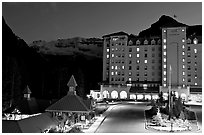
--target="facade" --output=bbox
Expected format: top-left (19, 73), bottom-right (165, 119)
top-left (101, 26), bottom-right (202, 101)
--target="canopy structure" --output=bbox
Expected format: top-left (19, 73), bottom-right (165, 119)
top-left (45, 93), bottom-right (91, 113)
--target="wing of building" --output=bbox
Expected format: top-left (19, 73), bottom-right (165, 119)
top-left (100, 18), bottom-right (202, 101)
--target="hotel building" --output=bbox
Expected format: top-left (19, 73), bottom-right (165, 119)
top-left (100, 26), bottom-right (201, 101)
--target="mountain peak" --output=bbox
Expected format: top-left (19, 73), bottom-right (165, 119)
top-left (138, 15), bottom-right (188, 37)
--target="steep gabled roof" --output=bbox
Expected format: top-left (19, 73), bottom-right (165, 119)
top-left (67, 75), bottom-right (78, 87)
top-left (102, 31), bottom-right (129, 38)
top-left (23, 85), bottom-right (32, 94)
top-left (45, 94), bottom-right (91, 113)
top-left (4, 98), bottom-right (52, 115)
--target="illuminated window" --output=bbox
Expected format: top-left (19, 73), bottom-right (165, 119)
top-left (193, 38), bottom-right (198, 44)
top-left (107, 55), bottom-right (109, 58)
top-left (164, 71), bottom-right (166, 75)
top-left (122, 66), bottom-right (125, 69)
top-left (163, 39), bottom-right (166, 43)
top-left (163, 77), bottom-right (166, 81)
top-left (183, 84), bottom-right (185, 87)
top-left (182, 45), bottom-right (185, 49)
top-left (182, 78), bottom-right (185, 82)
top-left (111, 72), bottom-right (114, 75)
top-left (182, 29), bottom-right (185, 32)
top-left (112, 54), bottom-right (114, 57)
top-left (182, 51), bottom-right (185, 55)
top-left (163, 51), bottom-right (166, 55)
top-left (137, 54), bottom-right (140, 57)
top-left (182, 72), bottom-right (185, 75)
top-left (137, 48), bottom-right (140, 52)
top-left (163, 45), bottom-right (166, 49)
top-left (137, 60), bottom-right (140, 64)
top-left (194, 49), bottom-right (197, 53)
top-left (144, 60), bottom-right (147, 63)
top-left (113, 37), bottom-right (118, 41)
top-left (164, 64), bottom-right (166, 68)
top-left (115, 71), bottom-right (118, 75)
top-left (182, 65), bottom-right (185, 69)
top-left (129, 72), bottom-right (132, 76)
top-left (195, 76), bottom-right (197, 79)
top-left (115, 66), bottom-right (117, 70)
top-left (182, 39), bottom-right (185, 43)
top-left (164, 84), bottom-right (166, 87)
top-left (129, 78), bottom-right (132, 81)
top-left (164, 58), bottom-right (166, 62)
top-left (195, 83), bottom-right (197, 85)
top-left (111, 66), bottom-right (114, 69)
top-left (129, 54), bottom-right (132, 58)
top-left (107, 49), bottom-right (109, 52)
top-left (163, 29), bottom-right (166, 33)
top-left (182, 58), bottom-right (185, 62)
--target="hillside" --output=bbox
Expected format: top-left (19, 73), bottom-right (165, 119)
top-left (2, 17), bottom-right (103, 111)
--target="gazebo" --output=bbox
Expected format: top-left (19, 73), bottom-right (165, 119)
top-left (45, 75), bottom-right (93, 129)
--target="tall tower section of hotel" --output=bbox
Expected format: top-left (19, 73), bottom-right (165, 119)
top-left (162, 27), bottom-right (187, 88)
top-left (160, 26), bottom-right (202, 98)
top-left (102, 32), bottom-right (129, 84)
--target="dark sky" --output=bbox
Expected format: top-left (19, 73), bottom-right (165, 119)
top-left (3, 2), bottom-right (202, 44)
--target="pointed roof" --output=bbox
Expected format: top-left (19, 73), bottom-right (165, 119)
top-left (45, 94), bottom-right (91, 113)
top-left (23, 86), bottom-right (32, 94)
top-left (67, 75), bottom-right (78, 87)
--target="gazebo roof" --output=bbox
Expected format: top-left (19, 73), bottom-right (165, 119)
top-left (45, 94), bottom-right (91, 113)
top-left (67, 75), bottom-right (78, 87)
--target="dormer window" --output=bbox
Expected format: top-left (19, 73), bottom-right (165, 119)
top-left (151, 39), bottom-right (156, 45)
top-left (157, 39), bottom-right (161, 45)
top-left (193, 38), bottom-right (198, 44)
top-left (129, 40), bottom-right (133, 45)
top-left (144, 39), bottom-right (148, 45)
top-left (136, 40), bottom-right (140, 45)
top-left (187, 38), bottom-right (191, 44)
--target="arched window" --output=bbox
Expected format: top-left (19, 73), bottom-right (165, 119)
top-left (103, 90), bottom-right (109, 98)
top-left (181, 93), bottom-right (187, 101)
top-left (120, 91), bottom-right (127, 99)
top-left (111, 90), bottom-right (118, 99)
